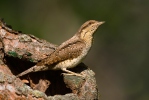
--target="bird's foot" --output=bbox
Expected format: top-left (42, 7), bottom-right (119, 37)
top-left (62, 72), bottom-right (85, 78)
top-left (61, 68), bottom-right (85, 77)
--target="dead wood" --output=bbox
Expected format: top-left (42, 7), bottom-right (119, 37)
top-left (0, 19), bottom-right (99, 100)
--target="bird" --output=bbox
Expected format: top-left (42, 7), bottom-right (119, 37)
top-left (17, 20), bottom-right (104, 77)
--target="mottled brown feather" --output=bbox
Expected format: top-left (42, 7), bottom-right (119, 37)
top-left (37, 36), bottom-right (85, 66)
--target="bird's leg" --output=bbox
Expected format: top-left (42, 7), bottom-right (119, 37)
top-left (61, 68), bottom-right (84, 77)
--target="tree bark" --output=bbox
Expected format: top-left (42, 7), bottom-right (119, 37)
top-left (0, 19), bottom-right (99, 100)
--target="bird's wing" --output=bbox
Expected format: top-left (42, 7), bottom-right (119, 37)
top-left (37, 39), bottom-right (85, 66)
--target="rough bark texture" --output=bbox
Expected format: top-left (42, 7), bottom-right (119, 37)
top-left (0, 19), bottom-right (99, 100)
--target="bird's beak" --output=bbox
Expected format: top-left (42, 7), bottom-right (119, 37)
top-left (98, 21), bottom-right (105, 26)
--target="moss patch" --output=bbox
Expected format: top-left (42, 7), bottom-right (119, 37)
top-left (7, 51), bottom-right (18, 58)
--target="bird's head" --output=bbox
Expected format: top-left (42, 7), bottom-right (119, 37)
top-left (77, 20), bottom-right (104, 41)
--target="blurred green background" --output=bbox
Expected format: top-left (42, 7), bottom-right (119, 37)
top-left (0, 0), bottom-right (148, 100)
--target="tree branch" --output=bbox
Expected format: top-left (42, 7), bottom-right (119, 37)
top-left (0, 19), bottom-right (99, 100)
